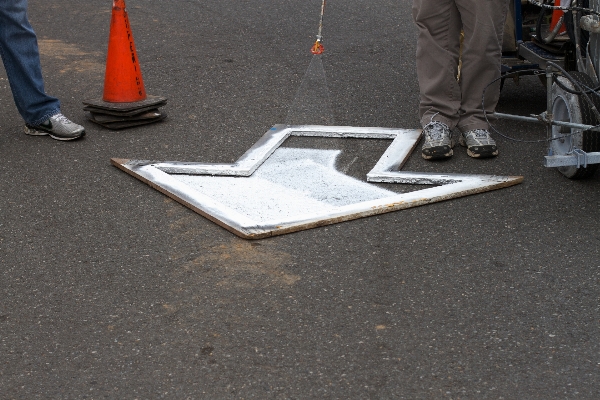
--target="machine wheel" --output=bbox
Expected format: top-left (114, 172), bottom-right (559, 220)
top-left (550, 71), bottom-right (600, 179)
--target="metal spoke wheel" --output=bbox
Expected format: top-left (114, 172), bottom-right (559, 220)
top-left (550, 71), bottom-right (600, 178)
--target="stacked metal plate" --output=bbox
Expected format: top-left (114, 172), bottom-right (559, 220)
top-left (83, 95), bottom-right (167, 130)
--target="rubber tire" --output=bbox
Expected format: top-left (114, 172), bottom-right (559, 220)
top-left (551, 71), bottom-right (600, 179)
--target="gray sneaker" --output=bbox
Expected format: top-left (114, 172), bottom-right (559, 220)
top-left (24, 113), bottom-right (85, 141)
top-left (459, 129), bottom-right (498, 158)
top-left (421, 121), bottom-right (453, 160)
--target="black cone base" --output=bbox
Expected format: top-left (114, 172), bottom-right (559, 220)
top-left (83, 95), bottom-right (167, 130)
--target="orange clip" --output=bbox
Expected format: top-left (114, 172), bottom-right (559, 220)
top-left (311, 40), bottom-right (324, 55)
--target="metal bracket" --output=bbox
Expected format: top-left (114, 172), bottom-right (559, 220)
top-left (572, 148), bottom-right (589, 168)
top-left (544, 150), bottom-right (600, 167)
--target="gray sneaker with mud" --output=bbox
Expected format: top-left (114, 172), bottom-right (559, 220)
top-left (421, 121), bottom-right (453, 160)
top-left (459, 129), bottom-right (498, 158)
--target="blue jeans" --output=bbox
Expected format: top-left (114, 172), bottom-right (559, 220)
top-left (0, 0), bottom-right (60, 125)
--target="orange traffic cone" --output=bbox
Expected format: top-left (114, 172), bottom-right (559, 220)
top-left (550, 0), bottom-right (566, 35)
top-left (83, 0), bottom-right (167, 129)
top-left (103, 0), bottom-right (147, 102)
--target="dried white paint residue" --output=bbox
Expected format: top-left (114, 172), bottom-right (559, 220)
top-left (172, 148), bottom-right (396, 223)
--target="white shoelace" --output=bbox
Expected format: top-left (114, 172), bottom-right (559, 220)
top-left (424, 121), bottom-right (449, 140)
top-left (51, 113), bottom-right (72, 124)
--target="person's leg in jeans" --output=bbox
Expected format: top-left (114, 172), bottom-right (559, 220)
top-left (0, 0), bottom-right (84, 140)
top-left (0, 0), bottom-right (59, 124)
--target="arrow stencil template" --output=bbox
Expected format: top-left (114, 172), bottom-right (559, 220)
top-left (112, 125), bottom-right (523, 239)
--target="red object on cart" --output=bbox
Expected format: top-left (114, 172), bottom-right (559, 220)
top-left (550, 0), bottom-right (566, 34)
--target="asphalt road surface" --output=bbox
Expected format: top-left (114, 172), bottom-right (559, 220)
top-left (1, 1), bottom-right (599, 398)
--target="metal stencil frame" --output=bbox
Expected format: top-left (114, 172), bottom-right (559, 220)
top-left (112, 125), bottom-right (523, 239)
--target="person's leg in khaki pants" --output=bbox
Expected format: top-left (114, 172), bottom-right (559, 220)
top-left (412, 0), bottom-right (509, 159)
top-left (412, 0), bottom-right (463, 129)
top-left (457, 0), bottom-right (509, 132)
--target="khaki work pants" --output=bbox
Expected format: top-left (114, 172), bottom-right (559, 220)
top-left (412, 0), bottom-right (509, 131)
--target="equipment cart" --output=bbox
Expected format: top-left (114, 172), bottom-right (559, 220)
top-left (499, 0), bottom-right (600, 178)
